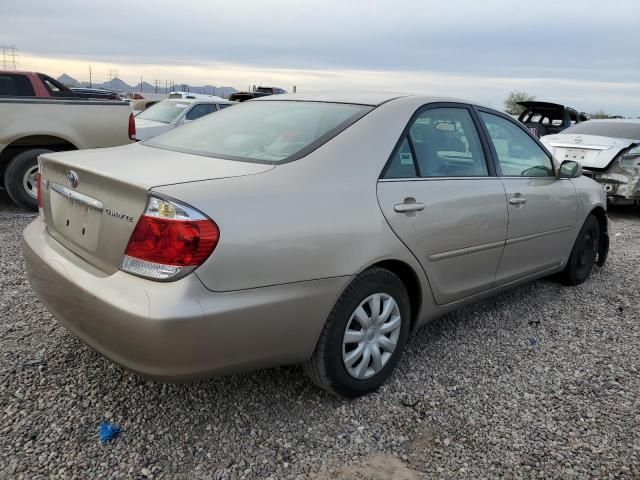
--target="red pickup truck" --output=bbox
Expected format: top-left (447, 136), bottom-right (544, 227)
top-left (0, 71), bottom-right (119, 100)
top-left (0, 71), bottom-right (77, 98)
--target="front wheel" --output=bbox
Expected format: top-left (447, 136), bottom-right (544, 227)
top-left (304, 267), bottom-right (411, 397)
top-left (558, 214), bottom-right (600, 286)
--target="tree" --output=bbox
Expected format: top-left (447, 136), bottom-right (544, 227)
top-left (504, 91), bottom-right (535, 115)
top-left (590, 109), bottom-right (609, 119)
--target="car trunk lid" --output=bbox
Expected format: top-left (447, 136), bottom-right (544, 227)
top-left (542, 134), bottom-right (636, 170)
top-left (38, 143), bottom-right (274, 274)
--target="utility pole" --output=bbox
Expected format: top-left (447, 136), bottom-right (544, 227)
top-left (108, 69), bottom-right (119, 91)
top-left (1, 45), bottom-right (19, 70)
top-left (154, 80), bottom-right (159, 94)
top-left (140, 76), bottom-right (143, 93)
top-left (88, 65), bottom-right (93, 88)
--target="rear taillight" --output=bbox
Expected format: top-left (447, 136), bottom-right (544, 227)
top-left (36, 173), bottom-right (43, 209)
top-left (128, 113), bottom-right (136, 140)
top-left (121, 195), bottom-right (219, 280)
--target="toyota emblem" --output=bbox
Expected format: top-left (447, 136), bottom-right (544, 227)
top-left (67, 170), bottom-right (79, 188)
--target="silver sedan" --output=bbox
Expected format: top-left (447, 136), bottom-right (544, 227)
top-left (23, 93), bottom-right (609, 397)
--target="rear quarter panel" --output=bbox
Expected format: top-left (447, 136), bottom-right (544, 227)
top-left (153, 97), bottom-right (432, 293)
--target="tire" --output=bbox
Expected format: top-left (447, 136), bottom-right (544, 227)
top-left (558, 214), bottom-right (600, 286)
top-left (4, 148), bottom-right (52, 211)
top-left (304, 267), bottom-right (411, 397)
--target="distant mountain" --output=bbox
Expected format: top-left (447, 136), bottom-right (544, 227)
top-left (57, 73), bottom-right (80, 87)
top-left (56, 73), bottom-right (237, 98)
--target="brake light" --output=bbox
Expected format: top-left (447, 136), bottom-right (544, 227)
top-left (121, 196), bottom-right (219, 280)
top-left (128, 112), bottom-right (136, 140)
top-left (36, 173), bottom-right (43, 209)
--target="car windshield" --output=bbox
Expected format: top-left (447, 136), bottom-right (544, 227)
top-left (563, 122), bottom-right (640, 140)
top-left (136, 101), bottom-right (189, 124)
top-left (145, 100), bottom-right (372, 163)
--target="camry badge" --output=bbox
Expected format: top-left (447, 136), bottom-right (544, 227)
top-left (67, 170), bottom-right (79, 188)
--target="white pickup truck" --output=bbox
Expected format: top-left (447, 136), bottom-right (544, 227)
top-left (0, 96), bottom-right (134, 209)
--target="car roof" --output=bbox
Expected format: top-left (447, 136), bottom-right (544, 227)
top-left (581, 118), bottom-right (640, 124)
top-left (160, 98), bottom-right (232, 105)
top-left (254, 92), bottom-right (481, 107)
top-left (516, 101), bottom-right (580, 113)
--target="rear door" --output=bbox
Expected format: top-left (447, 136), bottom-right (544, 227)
top-left (476, 109), bottom-right (577, 284)
top-left (377, 104), bottom-right (508, 304)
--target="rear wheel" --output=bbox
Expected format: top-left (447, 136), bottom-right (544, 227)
top-left (558, 214), bottom-right (600, 286)
top-left (304, 267), bottom-right (411, 397)
top-left (4, 148), bottom-right (52, 211)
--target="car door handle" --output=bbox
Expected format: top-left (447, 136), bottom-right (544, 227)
top-left (394, 202), bottom-right (425, 213)
top-left (509, 197), bottom-right (527, 205)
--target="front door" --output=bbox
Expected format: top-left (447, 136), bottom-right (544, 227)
top-left (377, 105), bottom-right (508, 305)
top-left (476, 110), bottom-right (577, 284)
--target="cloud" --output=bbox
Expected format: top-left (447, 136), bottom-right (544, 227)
top-left (3, 0), bottom-right (639, 115)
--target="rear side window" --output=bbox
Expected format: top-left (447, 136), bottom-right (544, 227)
top-left (480, 112), bottom-right (554, 177)
top-left (384, 107), bottom-right (489, 178)
top-left (38, 75), bottom-right (70, 97)
top-left (0, 74), bottom-right (35, 96)
top-left (146, 101), bottom-right (372, 163)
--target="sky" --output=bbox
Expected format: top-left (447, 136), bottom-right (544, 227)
top-left (1, 0), bottom-right (639, 116)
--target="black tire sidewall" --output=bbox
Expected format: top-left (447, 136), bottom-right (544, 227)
top-left (323, 270), bottom-right (411, 397)
top-left (4, 149), bottom-right (52, 211)
top-left (566, 215), bottom-right (599, 285)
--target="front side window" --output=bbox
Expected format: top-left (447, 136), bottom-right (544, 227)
top-left (0, 74), bottom-right (35, 96)
top-left (480, 112), bottom-right (554, 177)
top-left (384, 107), bottom-right (489, 178)
top-left (146, 100), bottom-right (372, 163)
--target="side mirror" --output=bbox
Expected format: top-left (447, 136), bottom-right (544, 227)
top-left (558, 160), bottom-right (583, 178)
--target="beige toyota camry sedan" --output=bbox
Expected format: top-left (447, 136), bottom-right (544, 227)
top-left (23, 93), bottom-right (609, 397)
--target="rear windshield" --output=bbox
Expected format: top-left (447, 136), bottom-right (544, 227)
top-left (145, 100), bottom-right (372, 163)
top-left (0, 74), bottom-right (35, 96)
top-left (136, 101), bottom-right (188, 123)
top-left (563, 122), bottom-right (640, 139)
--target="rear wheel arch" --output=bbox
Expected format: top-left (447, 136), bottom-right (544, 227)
top-left (1, 137), bottom-right (78, 210)
top-left (1, 135), bottom-right (78, 166)
top-left (369, 259), bottom-right (422, 331)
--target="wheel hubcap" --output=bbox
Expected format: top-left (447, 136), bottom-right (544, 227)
top-left (22, 165), bottom-right (39, 200)
top-left (342, 293), bottom-right (402, 380)
top-left (577, 230), bottom-right (597, 271)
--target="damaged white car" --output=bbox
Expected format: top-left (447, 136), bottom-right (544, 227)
top-left (542, 120), bottom-right (640, 205)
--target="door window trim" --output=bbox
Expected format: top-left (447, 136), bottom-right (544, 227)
top-left (379, 102), bottom-right (498, 181)
top-left (472, 105), bottom-right (557, 178)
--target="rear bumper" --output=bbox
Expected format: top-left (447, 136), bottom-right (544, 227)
top-left (584, 170), bottom-right (640, 201)
top-left (22, 217), bottom-right (349, 380)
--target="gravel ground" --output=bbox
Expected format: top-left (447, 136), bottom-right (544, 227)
top-left (1, 189), bottom-right (639, 480)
